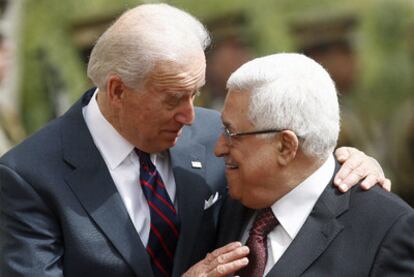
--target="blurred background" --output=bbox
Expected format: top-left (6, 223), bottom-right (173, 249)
top-left (0, 0), bottom-right (413, 205)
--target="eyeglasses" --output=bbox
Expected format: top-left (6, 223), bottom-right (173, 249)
top-left (222, 126), bottom-right (284, 146)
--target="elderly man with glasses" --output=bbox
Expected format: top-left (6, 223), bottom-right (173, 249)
top-left (185, 53), bottom-right (414, 277)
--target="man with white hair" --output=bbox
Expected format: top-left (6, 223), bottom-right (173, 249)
top-left (0, 4), bottom-right (390, 277)
top-left (186, 53), bottom-right (414, 276)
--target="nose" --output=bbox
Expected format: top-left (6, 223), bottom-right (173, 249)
top-left (174, 98), bottom-right (195, 125)
top-left (214, 133), bottom-right (229, 157)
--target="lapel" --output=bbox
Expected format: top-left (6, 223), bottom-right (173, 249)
top-left (217, 198), bottom-right (253, 247)
top-left (169, 129), bottom-right (213, 277)
top-left (61, 91), bottom-right (153, 277)
top-left (267, 161), bottom-right (350, 277)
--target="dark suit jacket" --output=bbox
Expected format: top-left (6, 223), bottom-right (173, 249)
top-left (217, 162), bottom-right (414, 276)
top-left (0, 89), bottom-right (227, 277)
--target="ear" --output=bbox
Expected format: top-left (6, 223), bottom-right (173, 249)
top-left (276, 130), bottom-right (299, 166)
top-left (106, 75), bottom-right (126, 108)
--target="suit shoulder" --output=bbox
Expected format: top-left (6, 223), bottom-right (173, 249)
top-left (0, 93), bottom-right (88, 168)
top-left (348, 185), bottom-right (414, 222)
top-left (0, 116), bottom-right (64, 170)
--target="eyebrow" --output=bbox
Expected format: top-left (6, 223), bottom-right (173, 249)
top-left (221, 118), bottom-right (233, 130)
top-left (167, 91), bottom-right (185, 98)
top-left (164, 90), bottom-right (193, 99)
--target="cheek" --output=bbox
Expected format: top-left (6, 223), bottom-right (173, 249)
top-left (239, 155), bottom-right (272, 187)
top-left (126, 101), bottom-right (159, 124)
top-left (224, 170), bottom-right (243, 200)
top-left (122, 110), bottom-right (144, 129)
top-left (240, 154), bottom-right (266, 181)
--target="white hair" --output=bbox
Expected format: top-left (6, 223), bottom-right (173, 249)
top-left (87, 3), bottom-right (210, 90)
top-left (227, 53), bottom-right (340, 159)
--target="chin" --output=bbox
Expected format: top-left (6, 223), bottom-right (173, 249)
top-left (166, 138), bottom-right (179, 149)
top-left (238, 190), bottom-right (268, 209)
top-left (165, 134), bottom-right (180, 144)
top-left (245, 201), bottom-right (267, 209)
top-left (158, 134), bottom-right (178, 146)
top-left (228, 187), bottom-right (242, 201)
top-left (236, 196), bottom-right (258, 209)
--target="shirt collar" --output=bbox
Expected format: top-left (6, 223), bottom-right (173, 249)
top-left (271, 154), bottom-right (335, 239)
top-left (83, 89), bottom-right (135, 170)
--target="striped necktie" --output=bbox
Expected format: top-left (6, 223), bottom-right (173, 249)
top-left (136, 149), bottom-right (180, 277)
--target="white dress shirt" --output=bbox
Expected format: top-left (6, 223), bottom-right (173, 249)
top-left (82, 89), bottom-right (177, 246)
top-left (241, 155), bottom-right (335, 275)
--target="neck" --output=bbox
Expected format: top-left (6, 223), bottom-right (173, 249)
top-left (280, 151), bottom-right (327, 194)
top-left (96, 90), bottom-right (117, 127)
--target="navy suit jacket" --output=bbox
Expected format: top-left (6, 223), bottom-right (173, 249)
top-left (0, 89), bottom-right (227, 276)
top-left (217, 162), bottom-right (414, 276)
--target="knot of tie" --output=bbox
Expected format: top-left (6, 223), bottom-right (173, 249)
top-left (250, 207), bottom-right (278, 237)
top-left (135, 148), bottom-right (153, 169)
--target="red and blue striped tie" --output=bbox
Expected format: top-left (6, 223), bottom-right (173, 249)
top-left (136, 149), bottom-right (180, 277)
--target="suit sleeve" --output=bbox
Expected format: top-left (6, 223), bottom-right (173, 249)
top-left (370, 210), bottom-right (414, 276)
top-left (0, 164), bottom-right (64, 277)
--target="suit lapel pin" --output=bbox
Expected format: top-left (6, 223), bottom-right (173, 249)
top-left (191, 161), bottom-right (202, 169)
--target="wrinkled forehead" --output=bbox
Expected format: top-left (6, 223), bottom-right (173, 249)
top-left (145, 53), bottom-right (206, 93)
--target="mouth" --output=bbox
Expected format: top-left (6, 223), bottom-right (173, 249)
top-left (163, 128), bottom-right (182, 137)
top-left (225, 160), bottom-right (239, 170)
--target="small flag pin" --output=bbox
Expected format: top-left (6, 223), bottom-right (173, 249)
top-left (191, 161), bottom-right (202, 169)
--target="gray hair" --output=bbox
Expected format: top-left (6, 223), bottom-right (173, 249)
top-left (87, 3), bottom-right (210, 90)
top-left (227, 53), bottom-right (340, 159)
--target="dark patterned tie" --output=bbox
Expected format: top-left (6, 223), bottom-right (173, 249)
top-left (136, 149), bottom-right (180, 277)
top-left (238, 208), bottom-right (279, 277)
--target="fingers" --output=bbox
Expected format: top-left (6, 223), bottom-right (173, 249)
top-left (382, 178), bottom-right (392, 191)
top-left (368, 177), bottom-right (391, 192)
top-left (200, 242), bottom-right (249, 277)
top-left (182, 242), bottom-right (248, 277)
top-left (204, 242), bottom-right (243, 263)
top-left (206, 242), bottom-right (249, 272)
top-left (360, 174), bottom-right (382, 190)
top-left (334, 147), bottom-right (351, 162)
top-left (209, 257), bottom-right (248, 277)
top-left (334, 148), bottom-right (366, 191)
top-left (334, 147), bottom-right (390, 192)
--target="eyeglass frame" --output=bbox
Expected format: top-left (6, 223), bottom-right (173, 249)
top-left (222, 126), bottom-right (287, 146)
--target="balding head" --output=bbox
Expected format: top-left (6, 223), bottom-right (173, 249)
top-left (87, 3), bottom-right (210, 91)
